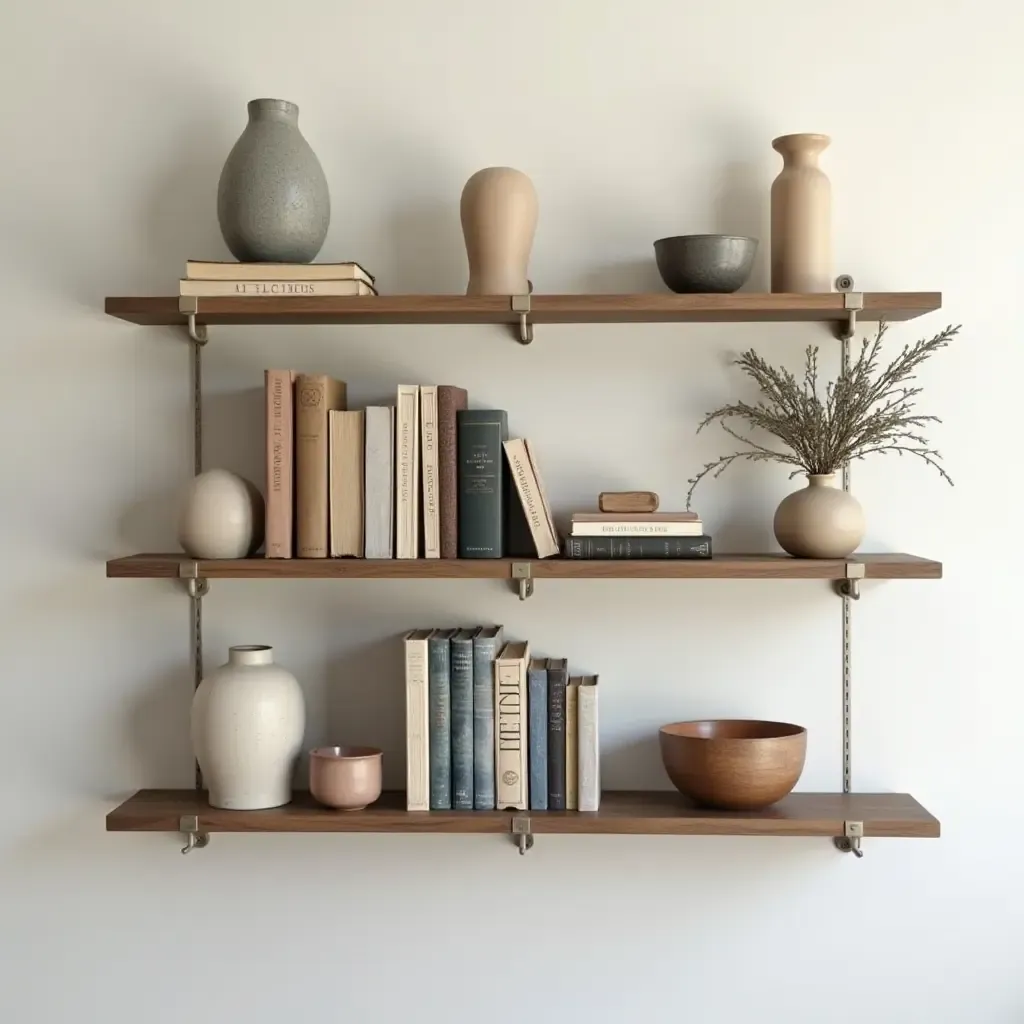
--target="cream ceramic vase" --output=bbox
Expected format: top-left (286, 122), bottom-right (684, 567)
top-left (773, 474), bottom-right (865, 558)
top-left (770, 133), bottom-right (831, 293)
top-left (191, 646), bottom-right (306, 810)
top-left (460, 167), bottom-right (538, 295)
top-left (178, 469), bottom-right (264, 559)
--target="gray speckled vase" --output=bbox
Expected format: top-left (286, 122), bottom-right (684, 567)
top-left (217, 99), bottom-right (330, 263)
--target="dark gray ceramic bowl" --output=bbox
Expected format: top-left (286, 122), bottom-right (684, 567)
top-left (654, 234), bottom-right (758, 293)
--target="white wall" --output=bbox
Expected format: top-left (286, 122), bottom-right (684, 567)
top-left (2, 1), bottom-right (1021, 1020)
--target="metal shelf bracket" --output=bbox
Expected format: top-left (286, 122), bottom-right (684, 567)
top-left (833, 275), bottom-right (863, 341)
top-left (511, 815), bottom-right (534, 855)
top-left (511, 562), bottom-right (534, 600)
top-left (178, 297), bottom-right (209, 345)
top-left (180, 815), bottom-right (210, 854)
top-left (833, 560), bottom-right (865, 600)
top-left (833, 820), bottom-right (864, 857)
top-left (511, 294), bottom-right (533, 345)
top-left (178, 560), bottom-right (209, 600)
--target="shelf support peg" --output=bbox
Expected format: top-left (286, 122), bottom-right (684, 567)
top-left (511, 816), bottom-right (534, 855)
top-left (511, 294), bottom-right (533, 345)
top-left (178, 296), bottom-right (208, 345)
top-left (180, 815), bottom-right (210, 855)
top-left (833, 560), bottom-right (864, 601)
top-left (511, 562), bottom-right (534, 601)
top-left (833, 276), bottom-right (863, 341)
top-left (833, 820), bottom-right (864, 857)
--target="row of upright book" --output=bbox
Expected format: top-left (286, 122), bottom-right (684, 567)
top-left (264, 364), bottom-right (566, 559)
top-left (404, 628), bottom-right (600, 812)
top-left (264, 371), bottom-right (561, 559)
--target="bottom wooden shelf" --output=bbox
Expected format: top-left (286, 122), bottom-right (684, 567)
top-left (107, 789), bottom-right (939, 839)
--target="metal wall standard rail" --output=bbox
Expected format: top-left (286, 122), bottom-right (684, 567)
top-left (171, 290), bottom-right (869, 856)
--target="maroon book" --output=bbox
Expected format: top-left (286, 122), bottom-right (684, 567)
top-left (437, 385), bottom-right (468, 558)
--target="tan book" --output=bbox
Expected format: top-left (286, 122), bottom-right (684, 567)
top-left (185, 260), bottom-right (375, 284)
top-left (598, 491), bottom-right (659, 513)
top-left (404, 628), bottom-right (433, 811)
top-left (504, 438), bottom-right (559, 558)
top-left (264, 369), bottom-right (295, 558)
top-left (577, 676), bottom-right (600, 812)
top-left (329, 410), bottom-right (365, 557)
top-left (420, 385), bottom-right (440, 558)
top-left (565, 677), bottom-right (580, 810)
top-left (571, 519), bottom-right (703, 537)
top-left (179, 279), bottom-right (376, 297)
top-left (295, 374), bottom-right (347, 557)
top-left (395, 385), bottom-right (420, 559)
top-left (495, 640), bottom-right (530, 810)
top-left (572, 512), bottom-right (699, 523)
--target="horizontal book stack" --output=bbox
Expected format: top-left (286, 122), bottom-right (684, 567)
top-left (403, 629), bottom-right (599, 812)
top-left (565, 510), bottom-right (712, 559)
top-left (262, 375), bottom-right (562, 560)
top-left (180, 260), bottom-right (378, 297)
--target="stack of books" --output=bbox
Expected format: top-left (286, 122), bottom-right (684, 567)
top-left (565, 510), bottom-right (712, 559)
top-left (179, 260), bottom-right (377, 298)
top-left (404, 629), bottom-right (600, 813)
top-left (263, 375), bottom-right (561, 560)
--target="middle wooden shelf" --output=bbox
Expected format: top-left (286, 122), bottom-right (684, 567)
top-left (106, 552), bottom-right (942, 581)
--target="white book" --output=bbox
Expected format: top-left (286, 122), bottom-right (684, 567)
top-left (420, 385), bottom-right (441, 558)
top-left (495, 641), bottom-right (530, 810)
top-left (395, 385), bottom-right (420, 559)
top-left (179, 279), bottom-right (376, 297)
top-left (404, 629), bottom-right (433, 811)
top-left (364, 406), bottom-right (394, 558)
top-left (504, 438), bottom-right (559, 558)
top-left (185, 260), bottom-right (375, 284)
top-left (571, 521), bottom-right (704, 537)
top-left (578, 676), bottom-right (600, 812)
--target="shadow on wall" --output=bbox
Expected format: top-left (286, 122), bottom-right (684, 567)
top-left (323, 637), bottom-right (406, 789)
top-left (122, 664), bottom-right (193, 787)
top-left (713, 160), bottom-right (769, 292)
top-left (142, 129), bottom-right (227, 287)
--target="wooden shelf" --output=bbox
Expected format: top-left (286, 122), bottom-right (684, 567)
top-left (107, 789), bottom-right (939, 839)
top-left (106, 552), bottom-right (942, 581)
top-left (104, 292), bottom-right (942, 328)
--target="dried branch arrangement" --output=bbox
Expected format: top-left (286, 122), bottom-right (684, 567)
top-left (686, 322), bottom-right (959, 509)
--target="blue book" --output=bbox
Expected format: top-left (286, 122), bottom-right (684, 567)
top-left (450, 629), bottom-right (477, 810)
top-left (528, 658), bottom-right (549, 811)
top-left (472, 626), bottom-right (503, 809)
top-left (428, 628), bottom-right (456, 810)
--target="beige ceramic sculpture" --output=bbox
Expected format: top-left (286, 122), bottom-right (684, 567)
top-left (773, 474), bottom-right (865, 558)
top-left (770, 133), bottom-right (832, 293)
top-left (460, 167), bottom-right (537, 295)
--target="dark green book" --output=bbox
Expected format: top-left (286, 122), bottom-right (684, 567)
top-left (565, 535), bottom-right (712, 559)
top-left (428, 628), bottom-right (456, 810)
top-left (457, 410), bottom-right (508, 558)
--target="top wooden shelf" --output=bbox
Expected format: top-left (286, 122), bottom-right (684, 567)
top-left (104, 292), bottom-right (942, 328)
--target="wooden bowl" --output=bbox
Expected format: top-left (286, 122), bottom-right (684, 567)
top-left (658, 720), bottom-right (807, 811)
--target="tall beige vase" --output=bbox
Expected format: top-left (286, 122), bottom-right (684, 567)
top-left (773, 473), bottom-right (864, 558)
top-left (460, 167), bottom-right (537, 295)
top-left (770, 133), bottom-right (831, 293)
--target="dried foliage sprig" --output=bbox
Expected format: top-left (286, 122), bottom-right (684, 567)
top-left (686, 322), bottom-right (959, 509)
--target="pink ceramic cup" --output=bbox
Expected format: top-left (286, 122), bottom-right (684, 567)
top-left (309, 746), bottom-right (383, 811)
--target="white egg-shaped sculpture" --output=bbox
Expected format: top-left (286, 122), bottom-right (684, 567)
top-left (178, 469), bottom-right (264, 558)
